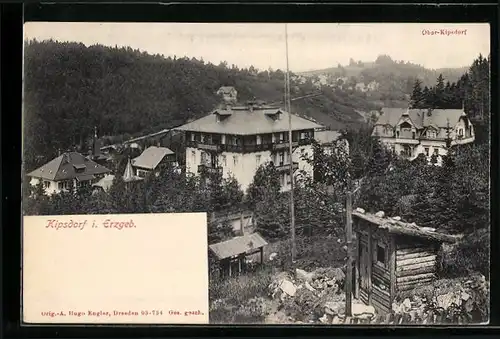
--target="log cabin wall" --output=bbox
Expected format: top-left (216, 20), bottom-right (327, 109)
top-left (394, 235), bottom-right (440, 293)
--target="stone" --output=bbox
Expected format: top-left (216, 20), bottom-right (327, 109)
top-left (392, 216), bottom-right (402, 221)
top-left (325, 301), bottom-right (345, 315)
top-left (375, 211), bottom-right (385, 218)
top-left (319, 314), bottom-right (329, 323)
top-left (305, 281), bottom-right (316, 292)
top-left (352, 303), bottom-right (375, 317)
top-left (279, 280), bottom-right (297, 297)
top-left (355, 207), bottom-right (366, 214)
top-left (269, 252), bottom-right (278, 261)
top-left (296, 268), bottom-right (315, 282)
top-left (461, 292), bottom-right (471, 301)
top-left (402, 298), bottom-right (412, 312)
top-left (331, 315), bottom-right (342, 324)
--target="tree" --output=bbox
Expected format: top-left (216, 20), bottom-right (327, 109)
top-left (246, 163), bottom-right (281, 208)
top-left (410, 79), bottom-right (424, 108)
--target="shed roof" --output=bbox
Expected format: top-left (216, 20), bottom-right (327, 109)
top-left (352, 211), bottom-right (461, 243)
top-left (209, 233), bottom-right (268, 260)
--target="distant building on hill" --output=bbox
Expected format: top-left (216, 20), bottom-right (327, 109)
top-left (27, 152), bottom-right (111, 195)
top-left (372, 107), bottom-right (475, 165)
top-left (217, 86), bottom-right (238, 104)
top-left (176, 89), bottom-right (325, 193)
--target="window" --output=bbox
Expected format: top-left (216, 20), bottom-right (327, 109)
top-left (428, 130), bottom-right (436, 138)
top-left (412, 131), bottom-right (416, 139)
top-left (396, 131), bottom-right (400, 138)
top-left (279, 133), bottom-right (284, 142)
top-left (425, 147), bottom-right (429, 156)
top-left (233, 155), bottom-right (238, 166)
top-left (434, 148), bottom-right (439, 156)
top-left (43, 181), bottom-right (50, 189)
top-left (190, 133), bottom-right (195, 142)
top-left (458, 129), bottom-right (464, 137)
top-left (222, 155), bottom-right (227, 166)
top-left (256, 155), bottom-right (261, 166)
top-left (191, 151), bottom-right (196, 164)
top-left (376, 244), bottom-right (386, 266)
top-left (279, 152), bottom-right (285, 165)
top-left (200, 134), bottom-right (205, 143)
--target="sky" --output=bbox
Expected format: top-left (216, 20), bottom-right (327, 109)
top-left (24, 22), bottom-right (490, 72)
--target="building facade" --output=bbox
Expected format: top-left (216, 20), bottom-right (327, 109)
top-left (176, 100), bottom-right (324, 193)
top-left (372, 108), bottom-right (475, 165)
top-left (131, 146), bottom-right (177, 178)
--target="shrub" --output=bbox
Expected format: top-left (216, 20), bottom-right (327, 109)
top-left (438, 229), bottom-right (490, 278)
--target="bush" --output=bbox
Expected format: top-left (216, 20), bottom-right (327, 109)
top-left (438, 229), bottom-right (490, 278)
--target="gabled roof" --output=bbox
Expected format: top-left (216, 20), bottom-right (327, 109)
top-left (375, 108), bottom-right (466, 129)
top-left (176, 107), bottom-right (324, 135)
top-left (352, 211), bottom-right (461, 243)
top-left (92, 174), bottom-right (115, 191)
top-left (123, 158), bottom-right (144, 182)
top-left (132, 146), bottom-right (174, 170)
top-left (209, 233), bottom-right (268, 260)
top-left (27, 152), bottom-right (111, 182)
top-left (217, 86), bottom-right (237, 94)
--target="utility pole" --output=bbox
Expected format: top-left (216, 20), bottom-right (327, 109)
top-left (285, 23), bottom-right (296, 263)
top-left (345, 190), bottom-right (353, 316)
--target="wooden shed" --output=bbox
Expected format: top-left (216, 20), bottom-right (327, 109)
top-left (209, 233), bottom-right (268, 278)
top-left (352, 210), bottom-right (460, 314)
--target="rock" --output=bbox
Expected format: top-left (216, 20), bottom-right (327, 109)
top-left (402, 298), bottom-right (412, 312)
top-left (325, 301), bottom-right (344, 315)
top-left (331, 315), bottom-right (342, 324)
top-left (324, 307), bottom-right (335, 316)
top-left (280, 280), bottom-right (297, 297)
top-left (319, 314), bottom-right (329, 323)
top-left (355, 207), bottom-right (365, 214)
top-left (461, 291), bottom-right (471, 301)
top-left (392, 216), bottom-right (402, 221)
top-left (305, 281), bottom-right (316, 292)
top-left (375, 211), bottom-right (385, 218)
top-left (352, 303), bottom-right (375, 317)
top-left (296, 268), bottom-right (315, 282)
top-left (269, 252), bottom-right (278, 261)
top-left (421, 227), bottom-right (436, 232)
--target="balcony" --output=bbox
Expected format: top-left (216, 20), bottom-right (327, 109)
top-left (273, 141), bottom-right (298, 150)
top-left (394, 138), bottom-right (420, 145)
top-left (198, 164), bottom-right (222, 175)
top-left (451, 135), bottom-right (475, 146)
top-left (275, 162), bottom-right (299, 172)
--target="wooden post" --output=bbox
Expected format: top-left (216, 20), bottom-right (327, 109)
top-left (260, 247), bottom-right (264, 265)
top-left (228, 258), bottom-right (232, 277)
top-left (389, 236), bottom-right (396, 306)
top-left (345, 191), bottom-right (353, 316)
top-left (367, 223), bottom-right (373, 305)
top-left (354, 232), bottom-right (360, 299)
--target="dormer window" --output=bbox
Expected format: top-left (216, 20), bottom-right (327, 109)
top-left (73, 164), bottom-right (86, 173)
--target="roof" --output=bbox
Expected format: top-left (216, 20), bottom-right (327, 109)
top-left (217, 86), bottom-right (237, 94)
top-left (132, 146), bottom-right (174, 170)
top-left (176, 107), bottom-right (324, 135)
top-left (27, 152), bottom-right (111, 182)
top-left (352, 211), bottom-right (461, 244)
top-left (315, 130), bottom-right (342, 145)
top-left (209, 233), bottom-right (268, 260)
top-left (123, 158), bottom-right (144, 183)
top-left (375, 108), bottom-right (466, 129)
top-left (92, 174), bottom-right (115, 191)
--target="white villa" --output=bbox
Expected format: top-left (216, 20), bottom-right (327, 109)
top-left (372, 107), bottom-right (475, 165)
top-left (176, 96), bottom-right (324, 192)
top-left (27, 152), bottom-right (111, 195)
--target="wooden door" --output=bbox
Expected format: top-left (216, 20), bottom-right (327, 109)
top-left (359, 240), bottom-right (370, 301)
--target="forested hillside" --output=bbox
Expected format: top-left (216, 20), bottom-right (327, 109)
top-left (23, 40), bottom-right (374, 171)
top-left (298, 55), bottom-right (469, 106)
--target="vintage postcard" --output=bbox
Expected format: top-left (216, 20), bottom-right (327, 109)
top-left (22, 22), bottom-right (490, 325)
